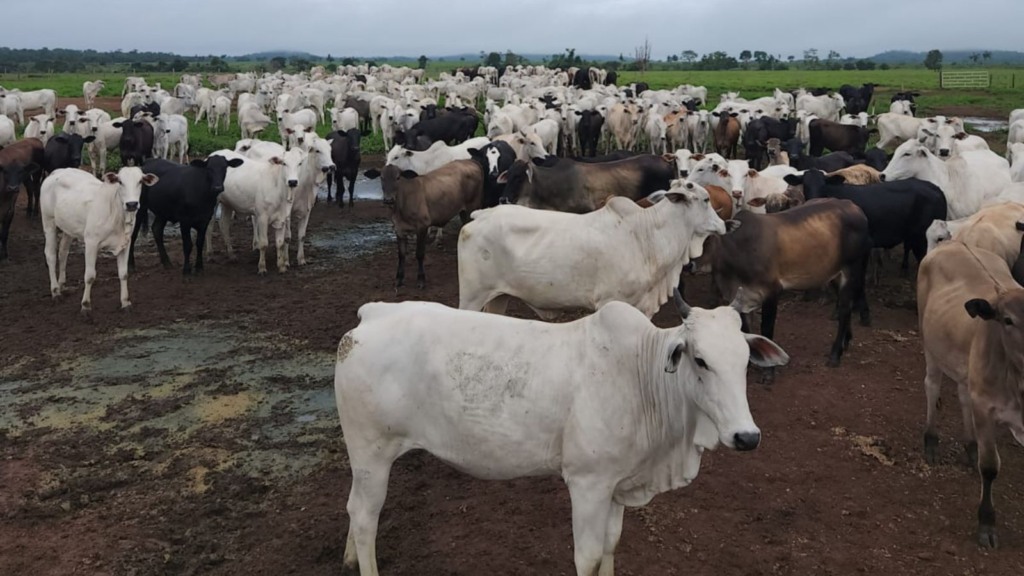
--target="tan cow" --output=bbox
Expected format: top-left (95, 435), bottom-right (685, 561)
top-left (825, 164), bottom-right (881, 185)
top-left (917, 240), bottom-right (1024, 547)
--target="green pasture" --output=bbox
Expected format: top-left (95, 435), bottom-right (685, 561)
top-left (0, 68), bottom-right (1019, 165)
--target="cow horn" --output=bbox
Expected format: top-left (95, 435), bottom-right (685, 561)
top-left (730, 287), bottom-right (747, 314)
top-left (673, 287), bottom-right (691, 319)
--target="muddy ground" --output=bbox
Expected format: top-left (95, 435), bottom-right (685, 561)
top-left (3, 122), bottom-right (1024, 575)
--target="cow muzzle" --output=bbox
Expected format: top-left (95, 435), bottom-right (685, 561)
top-left (733, 431), bottom-right (761, 451)
top-left (731, 190), bottom-right (743, 199)
top-left (939, 149), bottom-right (950, 157)
top-left (287, 180), bottom-right (298, 188)
top-left (125, 201), bottom-right (139, 212)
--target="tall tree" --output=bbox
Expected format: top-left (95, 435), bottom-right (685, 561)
top-left (680, 50), bottom-right (698, 64)
top-left (739, 50), bottom-right (752, 68)
top-left (417, 55), bottom-right (429, 69)
top-left (633, 37), bottom-right (652, 74)
top-left (485, 52), bottom-right (502, 67)
top-left (923, 49), bottom-right (943, 70)
top-left (803, 48), bottom-right (819, 69)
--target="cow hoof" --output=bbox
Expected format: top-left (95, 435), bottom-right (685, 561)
top-left (80, 307), bottom-right (92, 319)
top-left (417, 280), bottom-right (426, 290)
top-left (826, 357), bottom-right (841, 368)
top-left (257, 269), bottom-right (267, 276)
top-left (122, 303), bottom-right (133, 313)
top-left (978, 526), bottom-right (998, 549)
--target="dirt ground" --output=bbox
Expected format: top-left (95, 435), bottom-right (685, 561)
top-left (3, 143), bottom-right (1024, 574)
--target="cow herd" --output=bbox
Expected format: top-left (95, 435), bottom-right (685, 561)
top-left (0, 62), bottom-right (1023, 574)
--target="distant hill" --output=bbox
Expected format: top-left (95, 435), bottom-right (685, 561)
top-left (234, 50), bottom-right (323, 61)
top-left (869, 49), bottom-right (1024, 65)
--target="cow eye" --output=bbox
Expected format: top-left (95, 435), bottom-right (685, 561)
top-left (694, 357), bottom-right (708, 370)
top-left (1004, 317), bottom-right (1014, 326)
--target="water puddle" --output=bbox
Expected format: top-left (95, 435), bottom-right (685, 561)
top-left (961, 116), bottom-right (1008, 133)
top-left (308, 221), bottom-right (393, 258)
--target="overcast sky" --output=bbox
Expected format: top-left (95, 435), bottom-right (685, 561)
top-left (5, 0), bottom-right (1020, 59)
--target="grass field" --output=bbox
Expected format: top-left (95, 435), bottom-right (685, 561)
top-left (0, 68), bottom-right (1019, 162)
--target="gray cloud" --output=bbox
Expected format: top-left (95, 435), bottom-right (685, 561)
top-left (6, 0), bottom-right (1021, 59)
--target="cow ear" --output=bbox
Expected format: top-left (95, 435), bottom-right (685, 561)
top-left (825, 174), bottom-right (846, 185)
top-left (747, 197), bottom-right (767, 207)
top-left (269, 156), bottom-right (285, 166)
top-left (227, 158), bottom-right (245, 168)
top-left (660, 153), bottom-right (676, 164)
top-left (403, 149), bottom-right (413, 157)
top-left (55, 134), bottom-right (69, 143)
top-left (141, 173), bottom-right (159, 186)
top-left (82, 135), bottom-right (96, 143)
top-left (663, 192), bottom-right (688, 203)
top-left (955, 132), bottom-right (968, 140)
top-left (691, 153), bottom-right (704, 161)
top-left (399, 170), bottom-right (418, 179)
top-left (746, 169), bottom-right (758, 178)
top-left (745, 334), bottom-right (789, 367)
top-left (103, 172), bottom-right (120, 184)
top-left (965, 298), bottom-right (997, 320)
top-left (712, 111), bottom-right (720, 117)
top-left (496, 170), bottom-right (509, 184)
top-left (783, 174), bottom-right (803, 186)
top-left (190, 159), bottom-right (209, 168)
top-left (664, 340), bottom-right (687, 374)
top-left (112, 121), bottom-right (123, 128)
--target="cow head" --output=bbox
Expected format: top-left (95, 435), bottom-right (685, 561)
top-left (965, 290), bottom-right (1024, 369)
top-left (663, 287), bottom-right (787, 452)
top-left (268, 148), bottom-right (306, 203)
top-left (495, 159), bottom-right (531, 204)
top-left (105, 166), bottom-right (158, 213)
top-left (191, 155), bottom-right (244, 194)
top-left (880, 139), bottom-right (934, 182)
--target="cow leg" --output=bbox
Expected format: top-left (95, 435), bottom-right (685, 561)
top-left (759, 296), bottom-right (779, 384)
top-left (344, 451), bottom-right (399, 576)
top-left (127, 210), bottom-right (144, 272)
top-left (348, 175), bottom-right (357, 207)
top-left (116, 248), bottom-right (132, 310)
top-left (922, 352), bottom-right (945, 464)
top-left (973, 402), bottom-right (1000, 548)
top-left (57, 233), bottom-right (72, 291)
top-left (81, 241), bottom-right (98, 315)
top-left (566, 478), bottom-right (613, 576)
top-left (273, 220), bottom-right (288, 274)
top-left (827, 280), bottom-right (854, 367)
top-left (598, 502), bottom-right (625, 576)
top-left (415, 229), bottom-right (427, 289)
top-left (394, 234), bottom-right (406, 287)
top-left (957, 380), bottom-right (978, 467)
top-left (218, 206), bottom-right (237, 262)
top-left (853, 254), bottom-right (871, 327)
top-left (152, 217), bottom-right (172, 269)
top-left (325, 171), bottom-right (334, 203)
top-left (43, 222), bottom-right (60, 298)
top-left (295, 210), bottom-right (312, 266)
top-left (181, 225), bottom-right (194, 275)
top-left (194, 222), bottom-right (209, 274)
top-left (0, 198), bottom-right (15, 260)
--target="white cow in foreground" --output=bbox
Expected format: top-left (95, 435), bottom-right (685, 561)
top-left (335, 297), bottom-right (788, 576)
top-left (40, 167), bottom-right (158, 314)
top-left (458, 183), bottom-right (726, 318)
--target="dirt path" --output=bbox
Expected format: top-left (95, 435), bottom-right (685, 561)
top-left (2, 187), bottom-right (1024, 575)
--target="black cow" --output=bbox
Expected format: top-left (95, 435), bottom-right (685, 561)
top-left (575, 109), bottom-right (605, 157)
top-left (604, 71), bottom-right (618, 86)
top-left (782, 138), bottom-right (863, 172)
top-left (129, 156), bottom-right (244, 275)
top-left (864, 148), bottom-right (890, 171)
top-left (839, 83), bottom-right (874, 114)
top-left (468, 140), bottom-right (516, 208)
top-left (113, 118), bottom-right (154, 167)
top-left (743, 117), bottom-right (798, 170)
top-left (572, 68), bottom-right (592, 90)
top-left (398, 107), bottom-right (478, 151)
top-left (634, 82), bottom-right (650, 96)
top-left (344, 97), bottom-right (372, 132)
top-left (891, 91), bottom-right (920, 116)
top-left (326, 128), bottom-right (362, 207)
top-left (129, 102), bottom-right (160, 120)
top-left (499, 154), bottom-right (676, 212)
top-left (419, 103), bottom-right (438, 122)
top-left (43, 132), bottom-right (95, 175)
top-left (0, 139), bottom-right (44, 258)
top-left (783, 169), bottom-right (947, 277)
top-left (808, 119), bottom-right (874, 157)
top-left (572, 150), bottom-right (637, 163)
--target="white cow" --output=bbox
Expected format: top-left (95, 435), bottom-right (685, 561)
top-left (889, 100), bottom-right (914, 116)
top-left (1008, 142), bottom-right (1024, 183)
top-left (1009, 109), bottom-right (1024, 128)
top-left (686, 110), bottom-right (711, 153)
top-left (687, 155), bottom-right (795, 213)
top-left (4, 88), bottom-right (56, 118)
top-left (40, 167), bottom-right (158, 313)
top-left (238, 103), bottom-right (273, 139)
top-left (644, 109), bottom-right (669, 155)
top-left (193, 88), bottom-right (219, 124)
top-left (83, 80), bottom-right (105, 109)
top-left (839, 112), bottom-right (869, 127)
top-left (120, 92), bottom-right (145, 119)
top-left (287, 134), bottom-right (335, 266)
top-left (385, 137), bottom-right (491, 174)
top-left (875, 113), bottom-right (928, 150)
top-left (153, 114), bottom-right (189, 163)
top-left (796, 93), bottom-right (844, 122)
top-left (215, 147), bottom-right (305, 274)
top-left (458, 183), bottom-right (726, 318)
top-left (86, 117), bottom-right (125, 176)
top-left (525, 118), bottom-right (560, 156)
top-left (0, 115), bottom-right (15, 147)
top-left (277, 109), bottom-right (318, 148)
top-left (211, 95), bottom-right (231, 135)
top-left (0, 93), bottom-right (24, 125)
top-left (881, 139), bottom-right (1012, 219)
top-left (1007, 119), bottom-right (1024, 152)
top-left (918, 119), bottom-right (989, 159)
top-left (122, 76), bottom-right (146, 97)
top-left (335, 297), bottom-right (787, 576)
top-left (23, 114), bottom-right (54, 145)
top-left (330, 107), bottom-right (360, 132)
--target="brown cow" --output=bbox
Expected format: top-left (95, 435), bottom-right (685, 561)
top-left (0, 138), bottom-right (45, 259)
top-left (917, 240), bottom-right (1024, 548)
top-left (712, 111), bottom-right (739, 158)
top-left (825, 164), bottom-right (881, 185)
top-left (708, 198), bottom-right (871, 382)
top-left (364, 160), bottom-right (484, 288)
top-left (766, 138), bottom-right (789, 166)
